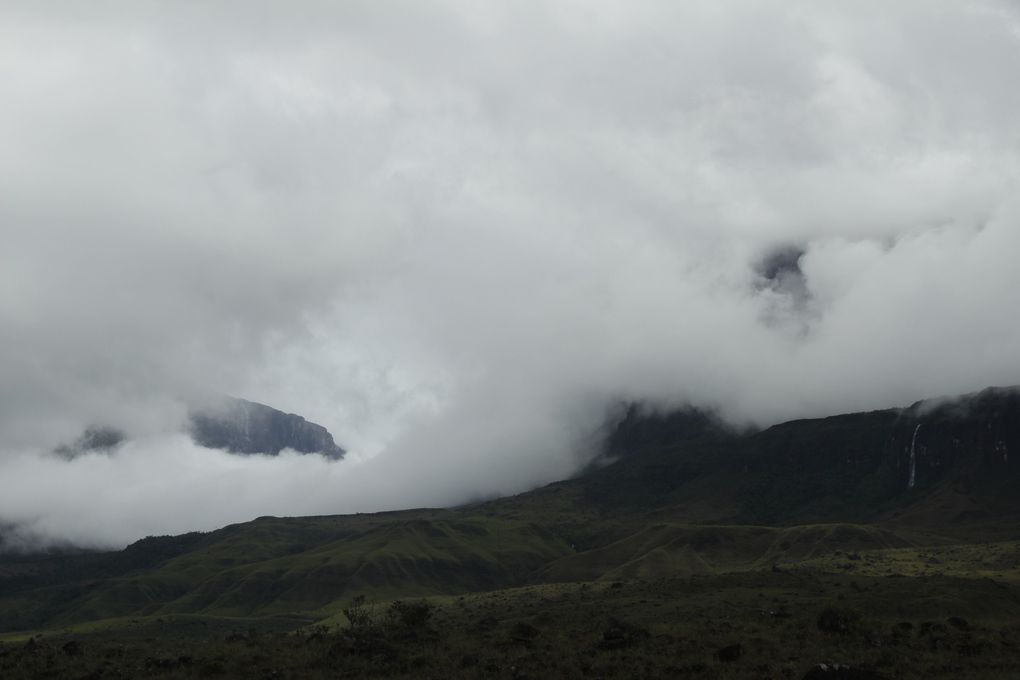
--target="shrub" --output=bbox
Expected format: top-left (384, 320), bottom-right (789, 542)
top-left (343, 595), bottom-right (373, 629)
top-left (387, 600), bottom-right (434, 630)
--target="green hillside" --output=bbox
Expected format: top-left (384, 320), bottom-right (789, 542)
top-left (3, 387), bottom-right (1020, 677)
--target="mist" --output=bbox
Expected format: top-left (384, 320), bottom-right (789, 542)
top-left (3, 1), bottom-right (1020, 548)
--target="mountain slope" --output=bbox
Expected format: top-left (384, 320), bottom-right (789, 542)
top-left (581, 386), bottom-right (1020, 525)
top-left (2, 386), bottom-right (1019, 636)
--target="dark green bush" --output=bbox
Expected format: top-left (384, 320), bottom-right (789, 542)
top-left (343, 595), bottom-right (373, 629)
top-left (387, 600), bottom-right (434, 630)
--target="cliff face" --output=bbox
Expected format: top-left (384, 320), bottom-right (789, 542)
top-left (53, 399), bottom-right (346, 461)
top-left (593, 386), bottom-right (1020, 524)
top-left (892, 386), bottom-right (1020, 489)
top-left (188, 398), bottom-right (345, 460)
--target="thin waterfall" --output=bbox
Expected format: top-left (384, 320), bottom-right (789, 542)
top-left (907, 423), bottom-right (921, 490)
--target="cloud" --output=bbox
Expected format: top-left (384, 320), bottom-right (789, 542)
top-left (2, 1), bottom-right (1020, 547)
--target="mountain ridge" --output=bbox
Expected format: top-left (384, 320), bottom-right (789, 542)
top-left (188, 397), bottom-right (345, 459)
top-left (53, 397), bottom-right (346, 460)
top-left (2, 385), bottom-right (1019, 638)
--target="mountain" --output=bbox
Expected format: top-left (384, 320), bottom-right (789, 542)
top-left (3, 386), bottom-right (1020, 678)
top-left (188, 397), bottom-right (345, 459)
top-left (53, 397), bottom-right (345, 460)
top-left (53, 426), bottom-right (127, 458)
top-left (584, 385), bottom-right (1020, 525)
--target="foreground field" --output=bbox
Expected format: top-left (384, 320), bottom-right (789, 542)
top-left (4, 541), bottom-right (1020, 679)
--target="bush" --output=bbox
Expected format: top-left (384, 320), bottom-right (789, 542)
top-left (343, 595), bottom-right (373, 629)
top-left (387, 600), bottom-right (434, 630)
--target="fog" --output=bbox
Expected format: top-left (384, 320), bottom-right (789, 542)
top-left (3, 1), bottom-right (1020, 548)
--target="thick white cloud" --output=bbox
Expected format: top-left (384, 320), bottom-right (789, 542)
top-left (2, 1), bottom-right (1020, 547)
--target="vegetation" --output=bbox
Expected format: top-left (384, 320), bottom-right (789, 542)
top-left (4, 565), bottom-right (1020, 678)
top-left (2, 388), bottom-right (1020, 676)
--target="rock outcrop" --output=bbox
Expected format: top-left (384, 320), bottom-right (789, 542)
top-left (595, 386), bottom-right (1020, 524)
top-left (55, 399), bottom-right (345, 460)
top-left (188, 397), bottom-right (345, 459)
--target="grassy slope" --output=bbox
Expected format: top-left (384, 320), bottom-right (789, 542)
top-left (0, 511), bottom-right (576, 632)
top-left (6, 564), bottom-right (1020, 679)
top-left (4, 499), bottom-right (1005, 637)
top-left (3, 461), bottom-right (1018, 635)
top-left (3, 488), bottom-right (1020, 678)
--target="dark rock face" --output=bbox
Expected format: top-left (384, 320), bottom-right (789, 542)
top-left (596, 386), bottom-right (1020, 523)
top-left (54, 399), bottom-right (345, 461)
top-left (737, 387), bottom-right (1020, 522)
top-left (188, 398), bottom-right (345, 460)
top-left (891, 386), bottom-right (1020, 490)
top-left (54, 426), bottom-right (126, 459)
top-left (605, 404), bottom-right (730, 459)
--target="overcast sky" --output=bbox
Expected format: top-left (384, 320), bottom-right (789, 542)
top-left (3, 1), bottom-right (1020, 549)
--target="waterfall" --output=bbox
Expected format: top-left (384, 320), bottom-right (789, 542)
top-left (907, 423), bottom-right (921, 490)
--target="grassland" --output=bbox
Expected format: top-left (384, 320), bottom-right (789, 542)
top-left (4, 559), bottom-right (1020, 679)
top-left (3, 521), bottom-right (1020, 678)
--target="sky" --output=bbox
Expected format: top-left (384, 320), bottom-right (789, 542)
top-left (2, 1), bottom-right (1020, 549)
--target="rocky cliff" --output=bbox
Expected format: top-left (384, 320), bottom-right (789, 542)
top-left (591, 386), bottom-right (1020, 524)
top-left (188, 398), bottom-right (345, 459)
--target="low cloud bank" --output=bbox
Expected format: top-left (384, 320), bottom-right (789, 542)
top-left (3, 2), bottom-right (1020, 547)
